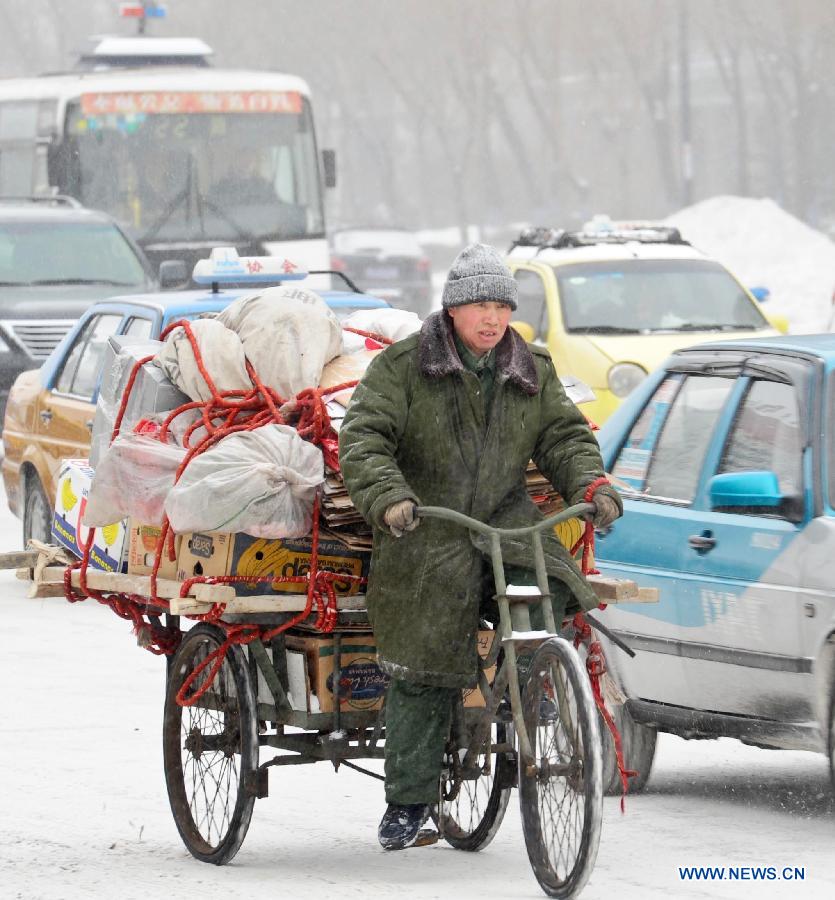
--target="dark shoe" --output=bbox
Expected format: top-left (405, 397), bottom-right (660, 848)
top-left (378, 803), bottom-right (430, 851)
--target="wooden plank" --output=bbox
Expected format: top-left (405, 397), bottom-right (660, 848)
top-left (0, 550), bottom-right (40, 570)
top-left (585, 574), bottom-right (639, 602)
top-left (170, 593), bottom-right (368, 616)
top-left (637, 586), bottom-right (660, 603)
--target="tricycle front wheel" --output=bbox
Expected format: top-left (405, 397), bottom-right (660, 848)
top-left (163, 623), bottom-right (259, 865)
top-left (518, 637), bottom-right (603, 898)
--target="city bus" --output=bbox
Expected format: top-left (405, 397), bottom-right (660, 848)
top-left (0, 36), bottom-right (334, 275)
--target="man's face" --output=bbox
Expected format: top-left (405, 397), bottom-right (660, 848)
top-left (448, 301), bottom-right (513, 355)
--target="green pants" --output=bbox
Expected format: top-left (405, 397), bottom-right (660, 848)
top-left (383, 563), bottom-right (574, 805)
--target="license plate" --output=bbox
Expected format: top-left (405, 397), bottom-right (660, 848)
top-left (365, 265), bottom-right (399, 279)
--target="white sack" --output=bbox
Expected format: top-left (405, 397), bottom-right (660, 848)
top-left (155, 318), bottom-right (250, 402)
top-left (164, 424), bottom-right (324, 539)
top-left (84, 434), bottom-right (187, 527)
top-left (341, 308), bottom-right (422, 350)
top-left (216, 286), bottom-right (342, 399)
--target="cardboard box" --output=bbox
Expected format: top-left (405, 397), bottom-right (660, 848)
top-left (285, 629), bottom-right (497, 713)
top-left (51, 459), bottom-right (128, 573)
top-left (285, 633), bottom-right (389, 713)
top-left (462, 630), bottom-right (498, 708)
top-left (126, 520), bottom-right (180, 580)
top-left (176, 531), bottom-right (370, 596)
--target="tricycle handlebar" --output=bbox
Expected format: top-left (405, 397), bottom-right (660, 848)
top-left (415, 501), bottom-right (595, 538)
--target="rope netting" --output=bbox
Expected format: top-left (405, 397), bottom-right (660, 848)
top-left (63, 319), bottom-right (393, 704)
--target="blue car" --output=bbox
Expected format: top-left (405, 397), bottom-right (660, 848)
top-left (594, 335), bottom-right (835, 794)
top-left (2, 256), bottom-right (391, 545)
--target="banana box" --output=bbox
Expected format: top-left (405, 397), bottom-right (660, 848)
top-left (176, 531), bottom-right (370, 596)
top-left (126, 519), bottom-right (180, 580)
top-left (51, 459), bottom-right (128, 572)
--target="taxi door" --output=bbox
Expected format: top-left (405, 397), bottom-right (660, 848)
top-left (596, 369), bottom-right (738, 707)
top-left (671, 360), bottom-right (813, 721)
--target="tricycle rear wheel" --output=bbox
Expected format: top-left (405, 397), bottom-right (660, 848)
top-left (163, 623), bottom-right (259, 864)
top-left (433, 721), bottom-right (514, 850)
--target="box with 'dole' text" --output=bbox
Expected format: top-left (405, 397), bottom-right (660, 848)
top-left (176, 531), bottom-right (370, 596)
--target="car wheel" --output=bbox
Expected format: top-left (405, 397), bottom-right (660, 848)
top-left (600, 702), bottom-right (657, 795)
top-left (23, 473), bottom-right (53, 548)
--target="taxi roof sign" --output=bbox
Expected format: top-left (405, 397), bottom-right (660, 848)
top-left (192, 247), bottom-right (308, 285)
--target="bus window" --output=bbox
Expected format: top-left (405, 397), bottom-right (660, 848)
top-left (0, 102), bottom-right (38, 193)
top-left (62, 94), bottom-right (325, 246)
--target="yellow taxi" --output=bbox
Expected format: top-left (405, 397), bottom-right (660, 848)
top-left (506, 219), bottom-right (788, 424)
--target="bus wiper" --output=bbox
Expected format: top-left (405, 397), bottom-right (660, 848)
top-left (26, 278), bottom-right (137, 286)
top-left (569, 325), bottom-right (640, 334)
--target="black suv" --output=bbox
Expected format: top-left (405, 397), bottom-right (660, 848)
top-left (0, 197), bottom-right (159, 419)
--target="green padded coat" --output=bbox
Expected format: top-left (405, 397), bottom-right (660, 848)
top-left (338, 311), bottom-right (620, 688)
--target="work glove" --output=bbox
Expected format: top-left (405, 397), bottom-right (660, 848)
top-left (384, 500), bottom-right (419, 538)
top-left (590, 492), bottom-right (621, 530)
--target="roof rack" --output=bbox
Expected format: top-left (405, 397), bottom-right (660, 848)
top-left (0, 194), bottom-right (82, 209)
top-left (508, 216), bottom-right (688, 253)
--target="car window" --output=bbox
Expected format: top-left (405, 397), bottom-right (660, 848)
top-left (613, 374), bottom-right (734, 502)
top-left (0, 221), bottom-right (147, 287)
top-left (124, 316), bottom-right (154, 340)
top-left (55, 314), bottom-right (123, 399)
top-left (513, 269), bottom-right (548, 339)
top-left (718, 379), bottom-right (802, 498)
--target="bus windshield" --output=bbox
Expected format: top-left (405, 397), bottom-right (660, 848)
top-left (62, 93), bottom-right (324, 246)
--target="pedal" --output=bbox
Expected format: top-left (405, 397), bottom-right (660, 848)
top-left (414, 828), bottom-right (439, 847)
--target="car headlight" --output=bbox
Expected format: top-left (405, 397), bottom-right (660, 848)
top-left (607, 362), bottom-right (648, 398)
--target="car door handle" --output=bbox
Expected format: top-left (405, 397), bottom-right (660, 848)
top-left (688, 533), bottom-right (716, 551)
top-left (39, 409), bottom-right (53, 425)
top-left (86, 419), bottom-right (94, 432)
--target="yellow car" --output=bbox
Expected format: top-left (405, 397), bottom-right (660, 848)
top-left (506, 221), bottom-right (788, 424)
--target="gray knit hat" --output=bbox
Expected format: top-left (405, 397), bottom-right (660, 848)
top-left (442, 243), bottom-right (518, 311)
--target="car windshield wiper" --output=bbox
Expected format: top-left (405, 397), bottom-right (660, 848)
top-left (25, 278), bottom-right (138, 286)
top-left (569, 325), bottom-right (640, 334)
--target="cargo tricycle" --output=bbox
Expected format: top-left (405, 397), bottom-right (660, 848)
top-left (159, 500), bottom-right (622, 899)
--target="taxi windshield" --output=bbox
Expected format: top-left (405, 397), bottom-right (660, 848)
top-left (556, 259), bottom-right (769, 334)
top-left (63, 95), bottom-right (324, 245)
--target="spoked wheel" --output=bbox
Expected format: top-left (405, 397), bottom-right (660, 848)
top-left (433, 721), bottom-right (515, 850)
top-left (518, 638), bottom-right (603, 898)
top-left (163, 623), bottom-right (259, 864)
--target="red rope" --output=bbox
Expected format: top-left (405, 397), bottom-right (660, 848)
top-left (566, 476), bottom-right (635, 812)
top-left (69, 319), bottom-right (373, 705)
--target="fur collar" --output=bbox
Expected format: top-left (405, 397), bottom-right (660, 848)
top-left (417, 310), bottom-right (539, 396)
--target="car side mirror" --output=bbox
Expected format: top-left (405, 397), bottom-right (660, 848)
top-left (512, 320), bottom-right (536, 342)
top-left (322, 149), bottom-right (337, 189)
top-left (708, 470), bottom-right (801, 521)
top-left (159, 259), bottom-right (189, 290)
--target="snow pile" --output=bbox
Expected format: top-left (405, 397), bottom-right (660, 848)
top-left (666, 196), bottom-right (835, 334)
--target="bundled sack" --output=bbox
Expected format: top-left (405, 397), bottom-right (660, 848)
top-left (341, 308), bottom-right (422, 352)
top-left (164, 424), bottom-right (324, 539)
top-left (156, 318), bottom-right (251, 403)
top-left (216, 286), bottom-right (343, 399)
top-left (84, 434), bottom-right (187, 527)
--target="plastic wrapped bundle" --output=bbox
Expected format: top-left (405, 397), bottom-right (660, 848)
top-left (164, 424), bottom-right (325, 538)
top-left (84, 434), bottom-right (187, 527)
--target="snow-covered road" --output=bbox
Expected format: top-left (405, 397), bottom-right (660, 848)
top-left (1, 498), bottom-right (833, 899)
